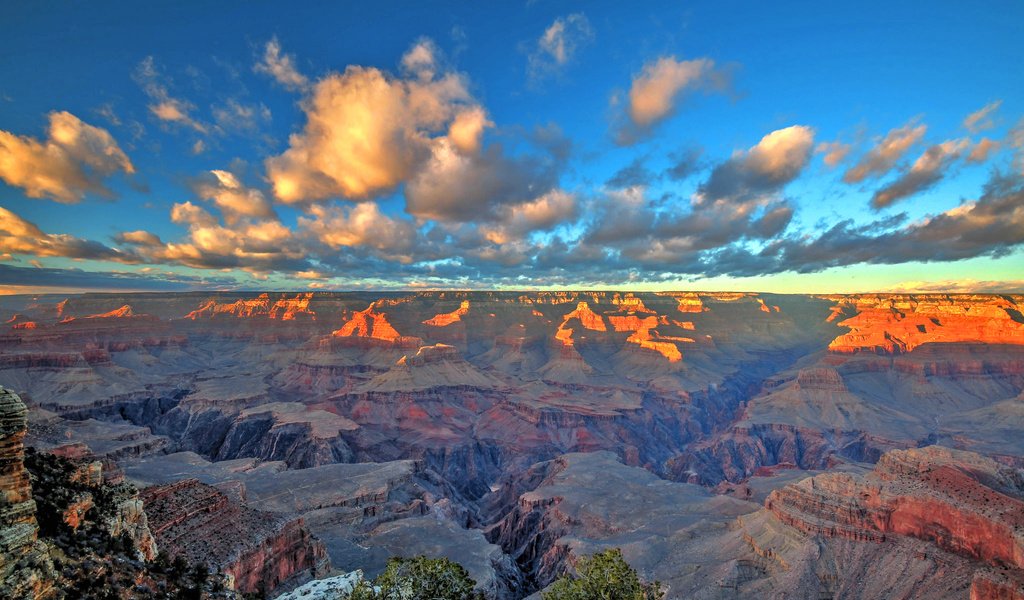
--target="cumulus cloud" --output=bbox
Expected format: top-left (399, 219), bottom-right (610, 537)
top-left (405, 136), bottom-right (562, 222)
top-left (135, 57), bottom-right (207, 133)
top-left (194, 170), bottom-right (276, 223)
top-left (699, 125), bottom-right (815, 203)
top-left (0, 111), bottom-right (134, 202)
top-left (447, 106), bottom-right (492, 155)
top-left (299, 202), bottom-right (419, 260)
top-left (963, 100), bottom-right (1001, 133)
top-left (266, 41), bottom-right (476, 203)
top-left (0, 207), bottom-right (137, 262)
top-left (118, 198), bottom-right (308, 273)
top-left (528, 13), bottom-right (594, 82)
top-left (479, 189), bottom-right (578, 243)
top-left (255, 36), bottom-right (310, 92)
top-left (842, 121), bottom-right (926, 183)
top-left (615, 56), bottom-right (727, 144)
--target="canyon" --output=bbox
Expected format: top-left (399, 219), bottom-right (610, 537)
top-left (0, 291), bottom-right (1022, 598)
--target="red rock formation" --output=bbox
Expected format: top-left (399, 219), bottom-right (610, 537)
top-left (828, 295), bottom-right (1024, 354)
top-left (672, 292), bottom-right (709, 313)
top-left (269, 293), bottom-right (316, 320)
top-left (185, 293), bottom-right (316, 320)
top-left (972, 574), bottom-right (1024, 600)
top-left (6, 315), bottom-right (39, 330)
top-left (766, 447), bottom-right (1024, 572)
top-left (332, 303), bottom-right (422, 348)
top-left (423, 300), bottom-right (471, 326)
top-left (140, 478), bottom-right (329, 594)
top-left (559, 301), bottom-right (607, 333)
top-left (611, 294), bottom-right (654, 313)
top-left (58, 304), bottom-right (157, 325)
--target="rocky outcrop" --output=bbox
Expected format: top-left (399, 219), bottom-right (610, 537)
top-left (140, 478), bottom-right (329, 594)
top-left (276, 571), bottom-right (364, 600)
top-left (184, 292), bottom-right (317, 321)
top-left (0, 388), bottom-right (53, 599)
top-left (214, 402), bottom-right (356, 468)
top-left (828, 294), bottom-right (1024, 354)
top-left (423, 300), bottom-right (471, 327)
top-left (358, 344), bottom-right (503, 392)
top-left (332, 303), bottom-right (422, 348)
top-left (766, 446), bottom-right (1024, 571)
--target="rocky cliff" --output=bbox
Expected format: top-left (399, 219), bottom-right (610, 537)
top-left (0, 388), bottom-right (54, 599)
top-left (140, 478), bottom-right (329, 594)
top-left (766, 446), bottom-right (1024, 596)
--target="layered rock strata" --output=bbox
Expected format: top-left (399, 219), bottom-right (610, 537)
top-left (140, 478), bottom-right (329, 594)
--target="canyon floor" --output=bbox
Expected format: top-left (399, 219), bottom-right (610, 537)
top-left (1, 291), bottom-right (1023, 599)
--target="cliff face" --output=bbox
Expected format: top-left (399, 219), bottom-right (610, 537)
top-left (332, 302), bottom-right (422, 348)
top-left (0, 388), bottom-right (53, 599)
top-left (766, 446), bottom-right (1024, 593)
top-left (184, 292), bottom-right (317, 321)
top-left (827, 294), bottom-right (1024, 354)
top-left (140, 478), bottom-right (329, 594)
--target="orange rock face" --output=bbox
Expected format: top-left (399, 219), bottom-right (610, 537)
top-left (550, 300), bottom-right (692, 361)
top-left (672, 292), bottom-right (708, 313)
top-left (423, 300), bottom-right (470, 326)
top-left (185, 293), bottom-right (316, 320)
top-left (332, 303), bottom-right (422, 347)
top-left (766, 447), bottom-right (1024, 574)
top-left (828, 294), bottom-right (1024, 354)
top-left (562, 301), bottom-right (607, 332)
top-left (60, 304), bottom-right (153, 324)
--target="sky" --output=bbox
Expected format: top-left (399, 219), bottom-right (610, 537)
top-left (1, 0), bottom-right (1023, 294)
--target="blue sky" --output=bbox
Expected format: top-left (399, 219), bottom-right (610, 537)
top-left (1, 1), bottom-right (1022, 293)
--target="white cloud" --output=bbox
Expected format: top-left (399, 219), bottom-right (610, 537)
top-left (0, 111), bottom-right (134, 202)
top-left (265, 40), bottom-right (476, 203)
top-left (299, 202), bottom-right (418, 260)
top-left (196, 170), bottom-right (275, 223)
top-left (627, 56), bottom-right (715, 129)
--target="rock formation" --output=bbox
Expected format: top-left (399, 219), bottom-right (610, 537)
top-left (332, 302), bottom-right (422, 348)
top-left (184, 292), bottom-right (317, 321)
top-left (766, 446), bottom-right (1024, 568)
top-left (0, 388), bottom-right (53, 599)
top-left (140, 478), bottom-right (329, 594)
top-left (423, 300), bottom-right (471, 327)
top-left (827, 294), bottom-right (1024, 354)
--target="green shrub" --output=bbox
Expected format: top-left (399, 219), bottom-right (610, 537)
top-left (349, 556), bottom-right (483, 600)
top-left (543, 548), bottom-right (665, 600)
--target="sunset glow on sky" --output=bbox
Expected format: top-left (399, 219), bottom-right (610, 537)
top-left (1, 1), bottom-right (1023, 293)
